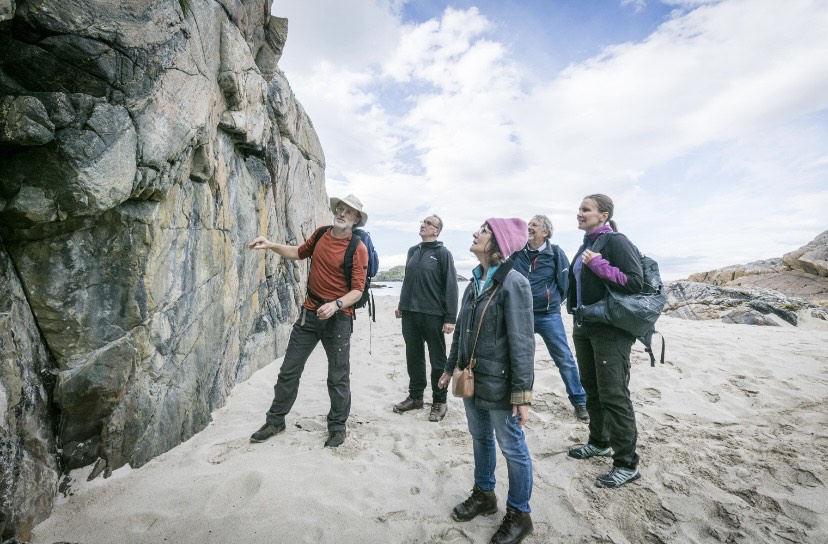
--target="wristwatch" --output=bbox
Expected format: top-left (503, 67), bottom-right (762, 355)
top-left (335, 300), bottom-right (343, 310)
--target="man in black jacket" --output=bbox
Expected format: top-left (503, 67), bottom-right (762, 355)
top-left (394, 215), bottom-right (458, 421)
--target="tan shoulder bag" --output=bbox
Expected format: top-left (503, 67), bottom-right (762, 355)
top-left (452, 286), bottom-right (500, 398)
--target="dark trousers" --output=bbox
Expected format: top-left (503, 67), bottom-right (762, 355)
top-left (572, 322), bottom-right (639, 469)
top-left (265, 311), bottom-right (352, 432)
top-left (401, 311), bottom-right (448, 403)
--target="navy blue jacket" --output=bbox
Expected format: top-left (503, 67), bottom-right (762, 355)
top-left (511, 240), bottom-right (569, 314)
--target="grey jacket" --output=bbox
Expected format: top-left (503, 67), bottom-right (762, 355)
top-left (446, 261), bottom-right (535, 411)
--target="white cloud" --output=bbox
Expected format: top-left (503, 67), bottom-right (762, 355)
top-left (272, 0), bottom-right (828, 278)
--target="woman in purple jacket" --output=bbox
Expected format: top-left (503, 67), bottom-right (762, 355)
top-left (566, 194), bottom-right (644, 489)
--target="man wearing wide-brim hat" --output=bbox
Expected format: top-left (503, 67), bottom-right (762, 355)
top-left (247, 194), bottom-right (369, 448)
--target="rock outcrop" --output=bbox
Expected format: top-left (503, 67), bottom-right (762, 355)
top-left (0, 0), bottom-right (327, 539)
top-left (664, 280), bottom-right (828, 326)
top-left (687, 230), bottom-right (828, 308)
top-left (666, 230), bottom-right (828, 326)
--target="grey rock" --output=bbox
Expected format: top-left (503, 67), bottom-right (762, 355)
top-left (0, 0), bottom-right (13, 22)
top-left (782, 229), bottom-right (828, 278)
top-left (0, 96), bottom-right (54, 146)
top-left (687, 230), bottom-right (828, 308)
top-left (0, 241), bottom-right (60, 541)
top-left (664, 280), bottom-right (828, 325)
top-left (0, 0), bottom-right (330, 537)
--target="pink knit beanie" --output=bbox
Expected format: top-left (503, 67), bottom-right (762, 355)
top-left (486, 217), bottom-right (528, 258)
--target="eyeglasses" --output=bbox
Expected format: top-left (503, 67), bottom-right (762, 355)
top-left (335, 205), bottom-right (356, 217)
top-left (477, 225), bottom-right (492, 235)
top-left (420, 219), bottom-right (438, 229)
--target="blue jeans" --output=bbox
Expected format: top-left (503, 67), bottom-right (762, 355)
top-left (534, 312), bottom-right (586, 406)
top-left (463, 399), bottom-right (533, 513)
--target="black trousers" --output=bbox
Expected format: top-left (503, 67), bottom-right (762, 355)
top-left (572, 321), bottom-right (639, 469)
top-left (265, 311), bottom-right (352, 432)
top-left (401, 311), bottom-right (448, 403)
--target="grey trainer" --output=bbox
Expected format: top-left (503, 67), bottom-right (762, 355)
top-left (567, 443), bottom-right (613, 459)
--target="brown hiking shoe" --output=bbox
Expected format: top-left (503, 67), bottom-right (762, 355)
top-left (393, 396), bottom-right (424, 413)
top-left (429, 402), bottom-right (447, 422)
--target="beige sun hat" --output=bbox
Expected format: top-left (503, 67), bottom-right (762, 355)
top-left (329, 194), bottom-right (368, 227)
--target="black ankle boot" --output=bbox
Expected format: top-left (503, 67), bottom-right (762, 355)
top-left (489, 507), bottom-right (533, 544)
top-left (452, 485), bottom-right (498, 521)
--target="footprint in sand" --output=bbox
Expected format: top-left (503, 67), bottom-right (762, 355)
top-left (207, 438), bottom-right (253, 464)
top-left (704, 391), bottom-right (721, 403)
top-left (638, 387), bottom-right (662, 405)
top-left (427, 527), bottom-right (474, 543)
top-left (203, 470), bottom-right (265, 518)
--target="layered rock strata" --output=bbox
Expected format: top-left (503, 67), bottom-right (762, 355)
top-left (665, 230), bottom-right (828, 326)
top-left (687, 230), bottom-right (828, 308)
top-left (0, 0), bottom-right (326, 538)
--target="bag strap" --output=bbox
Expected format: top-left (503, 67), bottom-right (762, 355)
top-left (467, 285), bottom-right (501, 369)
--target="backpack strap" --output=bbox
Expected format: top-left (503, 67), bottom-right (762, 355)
top-left (640, 330), bottom-right (665, 367)
top-left (343, 229), bottom-right (365, 288)
top-left (306, 225), bottom-right (333, 308)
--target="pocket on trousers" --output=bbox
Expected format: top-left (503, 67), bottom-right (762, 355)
top-left (325, 314), bottom-right (352, 363)
top-left (473, 358), bottom-right (509, 402)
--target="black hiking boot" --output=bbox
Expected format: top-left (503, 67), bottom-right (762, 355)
top-left (452, 485), bottom-right (498, 521)
top-left (489, 507), bottom-right (533, 544)
top-left (324, 430), bottom-right (347, 448)
top-left (250, 422), bottom-right (286, 443)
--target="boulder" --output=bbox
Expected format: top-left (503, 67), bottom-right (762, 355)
top-left (687, 230), bottom-right (828, 308)
top-left (0, 0), bottom-right (329, 538)
top-left (664, 280), bottom-right (828, 326)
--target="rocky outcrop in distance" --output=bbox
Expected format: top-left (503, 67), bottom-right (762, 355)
top-left (664, 230), bottom-right (828, 326)
top-left (0, 0), bottom-right (328, 539)
top-left (373, 265), bottom-right (467, 282)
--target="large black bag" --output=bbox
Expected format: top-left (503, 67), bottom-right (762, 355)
top-left (576, 233), bottom-right (666, 365)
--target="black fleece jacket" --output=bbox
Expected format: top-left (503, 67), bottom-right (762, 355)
top-left (398, 241), bottom-right (459, 324)
top-left (566, 231), bottom-right (644, 314)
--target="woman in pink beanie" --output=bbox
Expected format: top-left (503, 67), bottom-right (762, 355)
top-left (438, 218), bottom-right (535, 544)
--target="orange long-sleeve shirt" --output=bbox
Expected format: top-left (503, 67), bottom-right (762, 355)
top-left (298, 227), bottom-right (368, 316)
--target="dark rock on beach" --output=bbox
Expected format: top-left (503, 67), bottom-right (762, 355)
top-left (0, 0), bottom-right (327, 538)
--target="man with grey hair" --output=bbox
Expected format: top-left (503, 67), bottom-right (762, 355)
top-left (248, 194), bottom-right (369, 448)
top-left (512, 214), bottom-right (589, 421)
top-left (394, 214), bottom-right (458, 422)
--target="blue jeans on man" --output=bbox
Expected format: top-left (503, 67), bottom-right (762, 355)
top-left (463, 398), bottom-right (533, 513)
top-left (534, 311), bottom-right (586, 407)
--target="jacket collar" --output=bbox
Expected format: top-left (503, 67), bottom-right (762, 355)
top-left (472, 260), bottom-right (514, 296)
top-left (523, 239), bottom-right (553, 255)
top-left (418, 240), bottom-right (444, 248)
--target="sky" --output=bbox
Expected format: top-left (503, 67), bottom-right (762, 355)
top-left (270, 0), bottom-right (828, 280)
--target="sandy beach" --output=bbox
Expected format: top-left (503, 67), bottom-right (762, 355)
top-left (31, 296), bottom-right (828, 544)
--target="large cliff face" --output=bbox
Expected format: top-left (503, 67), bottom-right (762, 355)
top-left (0, 0), bottom-right (328, 538)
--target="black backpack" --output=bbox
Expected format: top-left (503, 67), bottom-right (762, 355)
top-left (577, 232), bottom-right (666, 366)
top-left (310, 226), bottom-right (379, 321)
